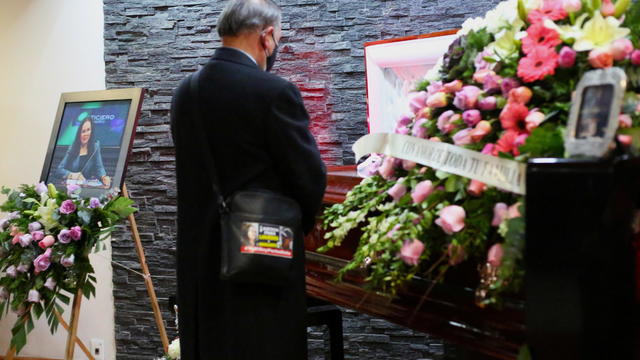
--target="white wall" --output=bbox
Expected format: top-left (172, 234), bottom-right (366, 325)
top-left (0, 1), bottom-right (117, 359)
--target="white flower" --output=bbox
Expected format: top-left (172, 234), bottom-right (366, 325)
top-left (523, 0), bottom-right (543, 11)
top-left (485, 0), bottom-right (522, 35)
top-left (36, 199), bottom-right (59, 231)
top-left (458, 16), bottom-right (486, 36)
top-left (424, 56), bottom-right (444, 83)
top-left (168, 338), bottom-right (180, 359)
top-left (486, 28), bottom-right (520, 59)
top-left (545, 12), bottom-right (630, 51)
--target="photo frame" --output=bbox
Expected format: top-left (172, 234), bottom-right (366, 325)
top-left (364, 30), bottom-right (458, 134)
top-left (40, 88), bottom-right (144, 198)
top-left (565, 68), bottom-right (627, 158)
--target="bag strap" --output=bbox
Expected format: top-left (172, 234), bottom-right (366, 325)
top-left (188, 69), bottom-right (227, 210)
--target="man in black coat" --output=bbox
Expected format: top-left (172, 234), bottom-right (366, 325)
top-left (170, 0), bottom-right (327, 358)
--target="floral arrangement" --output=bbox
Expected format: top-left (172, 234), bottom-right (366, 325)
top-left (322, 0), bottom-right (640, 305)
top-left (0, 183), bottom-right (136, 353)
top-left (156, 338), bottom-right (181, 360)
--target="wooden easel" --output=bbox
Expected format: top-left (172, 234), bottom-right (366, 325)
top-left (4, 184), bottom-right (169, 360)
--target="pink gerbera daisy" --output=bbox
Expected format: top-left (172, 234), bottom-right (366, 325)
top-left (521, 22), bottom-right (561, 54)
top-left (517, 46), bottom-right (559, 83)
top-left (527, 0), bottom-right (568, 23)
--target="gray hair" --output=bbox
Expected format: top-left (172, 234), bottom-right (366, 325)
top-left (217, 0), bottom-right (281, 37)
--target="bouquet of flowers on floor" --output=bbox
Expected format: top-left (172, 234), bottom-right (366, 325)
top-left (0, 183), bottom-right (136, 353)
top-left (322, 0), bottom-right (640, 305)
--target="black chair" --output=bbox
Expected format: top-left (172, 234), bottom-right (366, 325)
top-left (306, 296), bottom-right (344, 360)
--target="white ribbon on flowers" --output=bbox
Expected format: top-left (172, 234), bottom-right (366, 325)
top-left (353, 133), bottom-right (527, 195)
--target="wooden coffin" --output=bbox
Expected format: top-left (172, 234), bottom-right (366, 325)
top-left (304, 166), bottom-right (526, 360)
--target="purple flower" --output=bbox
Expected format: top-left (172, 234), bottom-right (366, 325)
top-left (69, 226), bottom-right (82, 241)
top-left (33, 248), bottom-right (52, 274)
top-left (31, 231), bottom-right (45, 241)
top-left (411, 118), bottom-right (429, 138)
top-left (27, 289), bottom-right (40, 303)
top-left (16, 263), bottom-right (30, 273)
top-left (59, 200), bottom-right (77, 215)
top-left (453, 86), bottom-right (481, 110)
top-left (395, 126), bottom-right (410, 135)
top-left (0, 286), bottom-right (8, 300)
top-left (35, 182), bottom-right (48, 194)
top-left (483, 73), bottom-right (502, 94)
top-left (18, 234), bottom-right (33, 247)
top-left (5, 265), bottom-right (17, 278)
top-left (44, 277), bottom-right (57, 291)
top-left (397, 115), bottom-right (412, 128)
top-left (0, 212), bottom-right (19, 230)
top-left (387, 178), bottom-right (407, 202)
top-left (462, 109), bottom-right (481, 126)
top-left (28, 222), bottom-right (42, 233)
top-left (58, 229), bottom-right (73, 244)
top-left (632, 50), bottom-right (640, 66)
top-left (478, 96), bottom-right (497, 111)
top-left (501, 78), bottom-right (520, 97)
top-left (474, 49), bottom-right (494, 71)
top-left (558, 46), bottom-right (576, 68)
top-left (66, 183), bottom-right (81, 196)
top-left (61, 254), bottom-right (75, 268)
top-left (89, 197), bottom-right (102, 209)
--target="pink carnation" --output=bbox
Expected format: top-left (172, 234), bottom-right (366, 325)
top-left (387, 178), bottom-right (407, 202)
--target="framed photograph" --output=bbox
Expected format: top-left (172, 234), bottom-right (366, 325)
top-left (566, 68), bottom-right (627, 158)
top-left (364, 30), bottom-right (458, 134)
top-left (39, 88), bottom-right (144, 198)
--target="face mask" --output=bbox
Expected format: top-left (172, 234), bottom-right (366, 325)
top-left (265, 33), bottom-right (279, 72)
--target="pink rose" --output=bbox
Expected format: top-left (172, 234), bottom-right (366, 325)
top-left (525, 110), bottom-right (545, 131)
top-left (58, 229), bottom-right (73, 244)
top-left (443, 80), bottom-right (463, 93)
top-left (483, 73), bottom-right (502, 93)
top-left (387, 178), bottom-right (407, 202)
top-left (11, 233), bottom-right (23, 245)
top-left (426, 92), bottom-right (448, 108)
top-left (411, 180), bottom-right (434, 204)
top-left (417, 108), bottom-right (432, 120)
top-left (467, 180), bottom-right (487, 196)
top-left (39, 235), bottom-right (55, 249)
top-left (378, 157), bottom-right (397, 180)
top-left (611, 38), bottom-right (633, 61)
top-left (491, 202), bottom-right (508, 226)
top-left (447, 243), bottom-right (466, 266)
top-left (435, 205), bottom-right (466, 235)
top-left (5, 265), bottom-right (17, 278)
top-left (27, 289), bottom-right (41, 303)
top-left (470, 121), bottom-right (492, 142)
top-left (601, 0), bottom-right (615, 16)
top-left (462, 109), bottom-right (481, 126)
top-left (481, 143), bottom-right (495, 155)
top-left (427, 81), bottom-right (444, 96)
top-left (473, 69), bottom-right (494, 84)
top-left (508, 86), bottom-right (533, 104)
top-left (500, 78), bottom-right (520, 97)
top-left (396, 126), bottom-right (410, 135)
top-left (9, 226), bottom-right (20, 237)
top-left (69, 226), bottom-right (82, 241)
top-left (399, 239), bottom-right (425, 266)
top-left (402, 160), bottom-right (417, 171)
top-left (563, 0), bottom-right (581, 12)
top-left (408, 91), bottom-right (428, 113)
top-left (437, 110), bottom-right (459, 134)
top-left (411, 118), bottom-right (429, 139)
top-left (508, 202), bottom-right (522, 219)
top-left (631, 50), bottom-right (640, 66)
top-left (478, 96), bottom-right (497, 111)
top-left (33, 248), bottom-right (52, 274)
top-left (35, 182), bottom-right (48, 194)
top-left (44, 277), bottom-right (57, 291)
top-left (619, 114), bottom-right (632, 128)
top-left (31, 231), bottom-right (44, 242)
top-left (487, 243), bottom-right (504, 267)
top-left (61, 254), bottom-right (75, 268)
top-left (500, 102), bottom-right (529, 131)
top-left (588, 48), bottom-right (613, 68)
top-left (558, 46), bottom-right (576, 68)
top-left (453, 128), bottom-right (473, 146)
top-left (59, 200), bottom-right (77, 215)
top-left (618, 134), bottom-right (633, 146)
top-left (397, 115), bottom-right (413, 127)
top-left (16, 263), bottom-right (29, 273)
top-left (453, 86), bottom-right (481, 110)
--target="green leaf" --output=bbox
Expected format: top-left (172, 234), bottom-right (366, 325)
top-left (520, 123), bottom-right (565, 158)
top-left (56, 292), bottom-right (70, 305)
top-left (105, 196), bottom-right (137, 218)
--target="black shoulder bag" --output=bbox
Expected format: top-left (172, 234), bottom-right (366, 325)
top-left (188, 70), bottom-right (301, 286)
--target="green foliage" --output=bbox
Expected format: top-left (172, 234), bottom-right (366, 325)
top-left (520, 124), bottom-right (565, 158)
top-left (623, 0), bottom-right (640, 46)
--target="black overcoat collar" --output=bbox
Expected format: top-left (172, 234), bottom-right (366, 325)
top-left (211, 47), bottom-right (260, 70)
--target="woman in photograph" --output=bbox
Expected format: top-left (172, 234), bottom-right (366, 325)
top-left (241, 223), bottom-right (258, 246)
top-left (56, 117), bottom-right (111, 187)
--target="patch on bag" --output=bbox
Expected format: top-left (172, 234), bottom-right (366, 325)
top-left (240, 222), bottom-right (293, 258)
